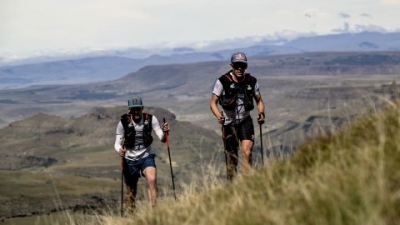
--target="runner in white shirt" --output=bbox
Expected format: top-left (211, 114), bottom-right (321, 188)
top-left (114, 96), bottom-right (170, 211)
top-left (210, 52), bottom-right (265, 181)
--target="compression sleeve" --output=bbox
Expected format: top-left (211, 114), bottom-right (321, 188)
top-left (114, 121), bottom-right (124, 153)
top-left (152, 116), bottom-right (165, 141)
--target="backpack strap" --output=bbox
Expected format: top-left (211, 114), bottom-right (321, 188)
top-left (120, 114), bottom-right (136, 148)
top-left (245, 73), bottom-right (256, 85)
top-left (142, 113), bottom-right (153, 147)
top-left (223, 73), bottom-right (233, 82)
top-left (143, 113), bottom-right (153, 131)
top-left (219, 72), bottom-right (254, 86)
top-left (219, 72), bottom-right (233, 85)
top-left (120, 114), bottom-right (129, 135)
top-left (242, 73), bottom-right (256, 111)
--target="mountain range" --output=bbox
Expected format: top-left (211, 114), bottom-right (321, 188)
top-left (1, 50), bottom-right (399, 136)
top-left (1, 32), bottom-right (400, 89)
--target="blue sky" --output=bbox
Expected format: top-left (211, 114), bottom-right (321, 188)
top-left (1, 0), bottom-right (400, 56)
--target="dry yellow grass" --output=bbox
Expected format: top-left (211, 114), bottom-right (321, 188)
top-left (4, 99), bottom-right (400, 225)
top-left (72, 99), bottom-right (400, 225)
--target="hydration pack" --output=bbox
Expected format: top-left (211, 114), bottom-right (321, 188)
top-left (218, 72), bottom-right (256, 111)
top-left (120, 113), bottom-right (153, 149)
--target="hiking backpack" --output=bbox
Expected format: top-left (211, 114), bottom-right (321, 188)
top-left (120, 113), bottom-right (153, 148)
top-left (218, 72), bottom-right (257, 111)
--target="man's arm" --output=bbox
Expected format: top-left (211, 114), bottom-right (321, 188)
top-left (154, 127), bottom-right (165, 142)
top-left (254, 94), bottom-right (265, 113)
top-left (114, 134), bottom-right (124, 151)
top-left (114, 121), bottom-right (126, 156)
top-left (254, 94), bottom-right (265, 124)
top-left (210, 94), bottom-right (225, 124)
top-left (152, 116), bottom-right (169, 143)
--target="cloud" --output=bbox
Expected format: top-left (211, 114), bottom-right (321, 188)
top-left (303, 9), bottom-right (329, 19)
top-left (332, 22), bottom-right (351, 33)
top-left (338, 13), bottom-right (351, 19)
top-left (353, 24), bottom-right (387, 32)
top-left (360, 13), bottom-right (373, 18)
top-left (381, 0), bottom-right (400, 4)
top-left (2, 0), bottom-right (400, 56)
top-left (304, 13), bottom-right (313, 18)
top-left (332, 22), bottom-right (387, 33)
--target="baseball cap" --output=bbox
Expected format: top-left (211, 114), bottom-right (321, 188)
top-left (127, 96), bottom-right (144, 108)
top-left (231, 52), bottom-right (248, 64)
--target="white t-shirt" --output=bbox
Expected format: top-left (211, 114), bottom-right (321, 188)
top-left (114, 114), bottom-right (164, 161)
top-left (212, 73), bottom-right (260, 125)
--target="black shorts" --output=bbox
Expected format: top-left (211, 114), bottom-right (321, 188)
top-left (223, 116), bottom-right (254, 150)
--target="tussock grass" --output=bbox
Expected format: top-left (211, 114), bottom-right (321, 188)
top-left (75, 99), bottom-right (400, 225)
top-left (10, 100), bottom-right (400, 224)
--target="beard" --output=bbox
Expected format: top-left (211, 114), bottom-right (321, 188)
top-left (128, 111), bottom-right (142, 123)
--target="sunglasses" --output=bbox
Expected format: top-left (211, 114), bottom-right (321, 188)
top-left (232, 62), bottom-right (248, 70)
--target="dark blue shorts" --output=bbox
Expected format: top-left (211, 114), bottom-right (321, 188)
top-left (123, 154), bottom-right (156, 186)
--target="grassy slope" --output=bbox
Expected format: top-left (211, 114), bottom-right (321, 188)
top-left (95, 101), bottom-right (400, 225)
top-left (0, 106), bottom-right (222, 218)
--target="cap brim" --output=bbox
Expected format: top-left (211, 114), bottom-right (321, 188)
top-left (232, 60), bottom-right (248, 64)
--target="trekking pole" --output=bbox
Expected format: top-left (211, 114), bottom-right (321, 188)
top-left (259, 123), bottom-right (264, 166)
top-left (163, 118), bottom-right (177, 200)
top-left (120, 156), bottom-right (124, 216)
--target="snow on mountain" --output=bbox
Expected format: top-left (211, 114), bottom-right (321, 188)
top-left (1, 31), bottom-right (400, 90)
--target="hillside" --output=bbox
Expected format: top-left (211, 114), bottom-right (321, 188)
top-left (2, 97), bottom-right (398, 223)
top-left (0, 106), bottom-right (222, 218)
top-left (1, 51), bottom-right (400, 132)
top-left (81, 99), bottom-right (400, 225)
top-left (1, 52), bottom-right (400, 161)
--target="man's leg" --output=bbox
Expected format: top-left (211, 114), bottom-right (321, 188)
top-left (125, 181), bottom-right (138, 214)
top-left (142, 154), bottom-right (157, 207)
top-left (143, 167), bottom-right (157, 207)
top-left (123, 159), bottom-right (140, 214)
top-left (237, 117), bottom-right (255, 175)
top-left (225, 148), bottom-right (238, 181)
top-left (241, 139), bottom-right (254, 175)
top-left (223, 126), bottom-right (239, 181)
